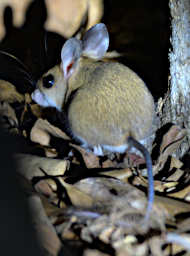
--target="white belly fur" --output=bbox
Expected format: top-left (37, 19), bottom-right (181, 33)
top-left (76, 134), bottom-right (148, 156)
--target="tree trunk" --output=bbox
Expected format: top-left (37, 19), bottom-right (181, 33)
top-left (162, 0), bottom-right (190, 157)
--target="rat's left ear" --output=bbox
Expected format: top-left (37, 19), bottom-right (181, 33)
top-left (61, 38), bottom-right (82, 80)
top-left (82, 23), bottom-right (109, 60)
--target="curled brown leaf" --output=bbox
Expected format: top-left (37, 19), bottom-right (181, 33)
top-left (155, 125), bottom-right (186, 173)
top-left (30, 118), bottom-right (70, 146)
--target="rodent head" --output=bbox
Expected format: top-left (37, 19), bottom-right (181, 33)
top-left (32, 65), bottom-right (66, 110)
top-left (32, 23), bottom-right (109, 110)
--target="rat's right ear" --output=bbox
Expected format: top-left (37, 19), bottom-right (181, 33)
top-left (61, 38), bottom-right (82, 80)
top-left (82, 23), bottom-right (109, 60)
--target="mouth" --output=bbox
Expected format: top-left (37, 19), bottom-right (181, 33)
top-left (31, 89), bottom-right (49, 107)
top-left (31, 89), bottom-right (60, 110)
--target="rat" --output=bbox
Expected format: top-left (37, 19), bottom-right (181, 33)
top-left (32, 23), bottom-right (155, 221)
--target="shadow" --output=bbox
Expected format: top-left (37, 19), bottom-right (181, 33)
top-left (0, 0), bottom-right (65, 93)
top-left (0, 127), bottom-right (43, 256)
top-left (0, 0), bottom-right (170, 99)
top-left (0, 3), bottom-right (66, 254)
top-left (103, 0), bottom-right (170, 100)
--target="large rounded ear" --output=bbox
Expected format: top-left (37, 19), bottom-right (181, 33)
top-left (61, 38), bottom-right (82, 80)
top-left (82, 23), bottom-right (109, 60)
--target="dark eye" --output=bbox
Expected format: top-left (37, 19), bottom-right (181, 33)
top-left (42, 74), bottom-right (55, 88)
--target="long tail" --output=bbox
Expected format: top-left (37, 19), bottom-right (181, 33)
top-left (127, 136), bottom-right (154, 221)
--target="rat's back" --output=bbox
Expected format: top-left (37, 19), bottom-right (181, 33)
top-left (67, 60), bottom-right (155, 149)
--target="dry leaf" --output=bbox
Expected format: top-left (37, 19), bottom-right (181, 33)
top-left (100, 168), bottom-right (133, 182)
top-left (0, 79), bottom-right (24, 103)
top-left (114, 240), bottom-right (148, 256)
top-left (58, 177), bottom-right (94, 208)
top-left (149, 236), bottom-right (165, 256)
top-left (155, 125), bottom-right (186, 173)
top-left (43, 147), bottom-right (58, 158)
top-left (168, 184), bottom-right (190, 200)
top-left (184, 192), bottom-right (190, 202)
top-left (155, 195), bottom-right (190, 217)
top-left (56, 176), bottom-right (165, 235)
top-left (83, 249), bottom-right (110, 256)
top-left (45, 0), bottom-right (103, 38)
top-left (160, 125), bottom-right (186, 154)
top-left (61, 229), bottom-right (79, 241)
top-left (166, 167), bottom-right (184, 182)
top-left (74, 177), bottom-right (143, 208)
top-left (74, 177), bottom-right (164, 231)
top-left (15, 153), bottom-right (69, 180)
top-left (99, 227), bottom-right (115, 244)
top-left (30, 118), bottom-right (70, 146)
top-left (0, 0), bottom-right (33, 38)
top-left (0, 0), bottom-right (103, 39)
top-left (70, 143), bottom-right (100, 169)
top-left (101, 158), bottom-right (118, 168)
top-left (0, 101), bottom-right (18, 127)
top-left (170, 156), bottom-right (183, 170)
top-left (28, 194), bottom-right (62, 256)
top-left (30, 104), bottom-right (43, 118)
top-left (31, 124), bottom-right (51, 146)
top-left (153, 180), bottom-right (178, 193)
top-left (177, 218), bottom-right (190, 233)
top-left (165, 233), bottom-right (190, 253)
top-left (34, 179), bottom-right (56, 198)
top-left (24, 93), bottom-right (32, 104)
top-left (86, 0), bottom-right (104, 31)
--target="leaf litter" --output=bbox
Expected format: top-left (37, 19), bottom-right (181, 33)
top-left (1, 79), bottom-right (190, 256)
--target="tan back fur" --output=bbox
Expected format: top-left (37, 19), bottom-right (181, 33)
top-left (67, 58), bottom-right (155, 146)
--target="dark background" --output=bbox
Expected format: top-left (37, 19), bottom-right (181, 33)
top-left (0, 0), bottom-right (170, 98)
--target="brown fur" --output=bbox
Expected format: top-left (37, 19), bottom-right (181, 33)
top-left (66, 58), bottom-right (154, 146)
top-left (36, 58), bottom-right (154, 148)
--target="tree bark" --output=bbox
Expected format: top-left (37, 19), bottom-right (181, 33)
top-left (162, 0), bottom-right (190, 157)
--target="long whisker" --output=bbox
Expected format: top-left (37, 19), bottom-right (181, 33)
top-left (44, 31), bottom-right (48, 60)
top-left (0, 50), bottom-right (36, 86)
